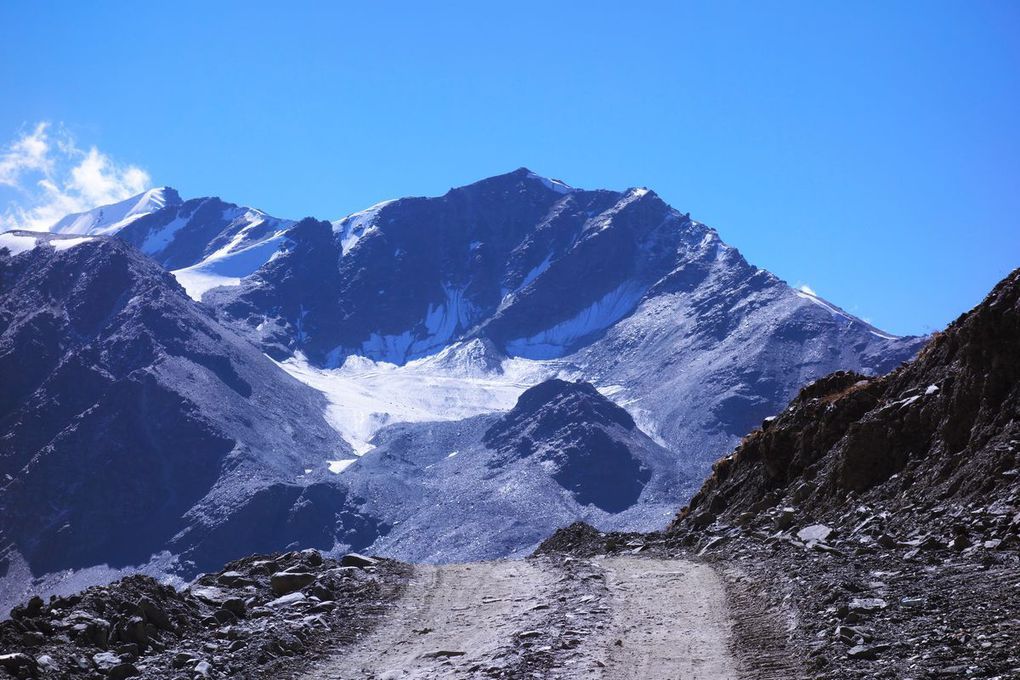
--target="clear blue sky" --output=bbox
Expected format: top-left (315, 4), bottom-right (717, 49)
top-left (1, 1), bottom-right (1017, 335)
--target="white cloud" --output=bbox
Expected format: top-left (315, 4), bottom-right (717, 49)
top-left (0, 122), bottom-right (150, 231)
top-left (797, 283), bottom-right (817, 296)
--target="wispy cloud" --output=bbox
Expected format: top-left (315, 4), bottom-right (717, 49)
top-left (0, 122), bottom-right (150, 231)
top-left (796, 283), bottom-right (817, 296)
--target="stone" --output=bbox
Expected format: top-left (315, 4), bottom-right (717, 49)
top-left (774, 507), bottom-right (796, 530)
top-left (341, 553), bottom-right (379, 568)
top-left (217, 571), bottom-right (250, 587)
top-left (797, 524), bottom-right (833, 543)
top-left (222, 597), bottom-right (247, 617)
top-left (36, 654), bottom-right (57, 671)
top-left (109, 662), bottom-right (140, 679)
top-left (792, 481), bottom-right (816, 503)
top-left (189, 586), bottom-right (229, 605)
top-left (848, 598), bottom-right (888, 614)
top-left (119, 615), bottom-right (148, 646)
top-left (847, 643), bottom-right (891, 660)
top-left (93, 651), bottom-right (122, 671)
top-left (836, 625), bottom-right (871, 643)
top-left (876, 533), bottom-right (897, 548)
top-left (0, 653), bottom-right (37, 673)
top-left (266, 592), bottom-right (306, 609)
top-left (950, 535), bottom-right (972, 550)
top-left (138, 597), bottom-right (173, 631)
top-left (301, 548), bottom-right (324, 567)
top-left (900, 596), bottom-right (925, 610)
top-left (270, 571), bottom-right (315, 595)
top-left (194, 660), bottom-right (213, 678)
top-left (422, 650), bottom-right (467, 658)
top-left (213, 608), bottom-right (238, 624)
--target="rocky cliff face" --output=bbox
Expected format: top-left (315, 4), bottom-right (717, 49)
top-left (672, 267), bottom-right (1020, 550)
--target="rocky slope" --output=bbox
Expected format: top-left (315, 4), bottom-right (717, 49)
top-left (336, 378), bottom-right (692, 562)
top-left (0, 548), bottom-right (406, 679)
top-left (661, 269), bottom-right (1020, 678)
top-left (671, 267), bottom-right (1020, 546)
top-left (0, 233), bottom-right (362, 613)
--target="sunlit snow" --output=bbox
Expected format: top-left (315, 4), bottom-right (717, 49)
top-left (276, 340), bottom-right (564, 454)
top-left (0, 233), bottom-right (41, 256)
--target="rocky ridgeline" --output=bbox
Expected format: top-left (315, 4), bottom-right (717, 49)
top-left (659, 269), bottom-right (1020, 678)
top-left (0, 550), bottom-right (407, 679)
top-left (672, 268), bottom-right (1020, 549)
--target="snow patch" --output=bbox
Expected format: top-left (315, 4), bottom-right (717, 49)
top-left (51, 236), bottom-right (97, 251)
top-left (526, 171), bottom-right (574, 195)
top-left (328, 285), bottom-right (479, 365)
top-left (0, 232), bottom-right (41, 256)
top-left (327, 459), bottom-right (357, 474)
top-left (332, 200), bottom-right (395, 254)
top-left (170, 228), bottom-right (289, 300)
top-left (141, 215), bottom-right (189, 254)
top-left (506, 281), bottom-right (646, 359)
top-left (274, 346), bottom-right (561, 454)
top-left (49, 187), bottom-right (172, 235)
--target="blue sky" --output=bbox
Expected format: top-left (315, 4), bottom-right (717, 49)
top-left (1, 1), bottom-right (1017, 335)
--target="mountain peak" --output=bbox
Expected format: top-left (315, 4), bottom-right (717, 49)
top-left (48, 186), bottom-right (184, 236)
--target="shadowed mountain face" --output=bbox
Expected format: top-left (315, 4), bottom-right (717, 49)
top-left (672, 268), bottom-right (1020, 541)
top-left (0, 233), bottom-right (358, 587)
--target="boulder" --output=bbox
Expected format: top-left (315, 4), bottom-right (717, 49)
top-left (92, 651), bottom-right (122, 671)
top-left (110, 662), bottom-right (140, 679)
top-left (847, 643), bottom-right (891, 660)
top-left (341, 553), bottom-right (379, 568)
top-left (270, 571), bottom-right (315, 595)
top-left (797, 524), bottom-right (833, 543)
top-left (266, 592), bottom-right (306, 609)
top-left (138, 597), bottom-right (173, 631)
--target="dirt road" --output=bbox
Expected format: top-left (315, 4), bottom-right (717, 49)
top-left (302, 556), bottom-right (741, 679)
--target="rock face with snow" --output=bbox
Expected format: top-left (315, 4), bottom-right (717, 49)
top-left (47, 187), bottom-right (294, 301)
top-left (335, 378), bottom-right (692, 562)
top-left (0, 234), bottom-right (363, 612)
top-left (208, 168), bottom-right (923, 474)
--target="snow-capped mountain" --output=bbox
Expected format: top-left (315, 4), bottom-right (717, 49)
top-left (48, 187), bottom-right (180, 236)
top-left (209, 168), bottom-right (923, 472)
top-left (47, 189), bottom-right (295, 301)
top-left (0, 169), bottom-right (926, 607)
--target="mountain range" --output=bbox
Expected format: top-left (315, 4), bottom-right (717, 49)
top-left (0, 169), bottom-right (924, 609)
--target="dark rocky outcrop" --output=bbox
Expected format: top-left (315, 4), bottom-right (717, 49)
top-left (671, 268), bottom-right (1020, 543)
top-left (483, 380), bottom-right (650, 512)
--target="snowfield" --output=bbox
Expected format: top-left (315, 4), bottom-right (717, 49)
top-left (276, 340), bottom-right (565, 455)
